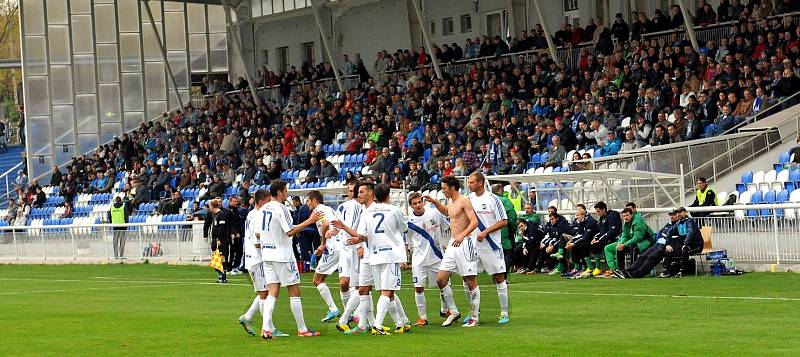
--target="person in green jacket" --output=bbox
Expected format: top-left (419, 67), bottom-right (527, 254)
top-left (492, 184), bottom-right (518, 277)
top-left (518, 203), bottom-right (540, 223)
top-left (604, 207), bottom-right (652, 273)
top-left (627, 202), bottom-right (655, 243)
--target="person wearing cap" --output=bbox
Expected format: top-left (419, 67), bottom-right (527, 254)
top-left (615, 211), bottom-right (680, 279)
top-left (661, 207), bottom-right (704, 278)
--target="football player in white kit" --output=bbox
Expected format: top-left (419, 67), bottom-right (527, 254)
top-left (425, 176), bottom-right (481, 328)
top-left (333, 182), bottom-right (411, 335)
top-left (467, 172), bottom-right (510, 325)
top-left (406, 192), bottom-right (450, 326)
top-left (305, 190), bottom-right (342, 323)
top-left (333, 181), bottom-right (366, 332)
top-left (259, 180), bottom-right (324, 339)
top-left (238, 189), bottom-right (289, 337)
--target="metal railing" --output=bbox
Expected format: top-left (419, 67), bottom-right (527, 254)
top-left (201, 74), bottom-right (362, 106)
top-left (527, 203), bottom-right (800, 265)
top-left (640, 11), bottom-right (800, 46)
top-left (4, 203), bottom-right (800, 264)
top-left (0, 161), bottom-right (23, 203)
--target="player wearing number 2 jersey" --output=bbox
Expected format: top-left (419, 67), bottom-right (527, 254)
top-left (334, 183), bottom-right (411, 335)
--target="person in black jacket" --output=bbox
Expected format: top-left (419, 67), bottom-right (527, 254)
top-left (618, 211), bottom-right (680, 279)
top-left (587, 201), bottom-right (622, 276)
top-left (514, 220), bottom-right (545, 274)
top-left (536, 212), bottom-right (571, 274)
top-left (204, 198), bottom-right (235, 283)
top-left (566, 204), bottom-right (599, 277)
top-left (662, 207), bottom-right (704, 278)
top-left (227, 196), bottom-right (248, 275)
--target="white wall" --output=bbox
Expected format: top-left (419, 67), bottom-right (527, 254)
top-left (252, 9), bottom-right (322, 74)
top-left (334, 0), bottom-right (413, 75)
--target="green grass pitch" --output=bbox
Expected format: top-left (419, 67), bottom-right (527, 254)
top-left (1, 264), bottom-right (799, 356)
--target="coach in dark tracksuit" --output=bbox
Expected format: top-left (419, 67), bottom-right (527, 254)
top-left (619, 211), bottom-right (680, 279)
top-left (204, 199), bottom-right (234, 283)
top-left (536, 212), bottom-right (571, 272)
top-left (662, 207), bottom-right (704, 277)
top-left (588, 201), bottom-right (622, 272)
top-left (566, 207), bottom-right (599, 272)
top-left (516, 220), bottom-right (545, 272)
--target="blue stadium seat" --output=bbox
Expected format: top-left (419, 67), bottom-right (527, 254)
top-left (423, 148), bottom-right (432, 163)
top-left (704, 124), bottom-right (717, 138)
top-left (741, 171), bottom-right (754, 184)
top-left (786, 181), bottom-right (795, 193)
top-left (779, 151), bottom-right (791, 164)
top-left (735, 183), bottom-right (746, 194)
top-left (748, 191), bottom-right (762, 218)
top-left (761, 190), bottom-right (776, 216)
top-left (791, 169), bottom-right (800, 183)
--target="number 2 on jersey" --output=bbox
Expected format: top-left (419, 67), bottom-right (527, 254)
top-left (373, 213), bottom-right (385, 234)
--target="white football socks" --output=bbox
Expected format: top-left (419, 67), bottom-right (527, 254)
top-left (261, 296), bottom-right (276, 332)
top-left (441, 285), bottom-right (459, 315)
top-left (338, 292), bottom-right (360, 325)
top-left (497, 281), bottom-right (509, 316)
top-left (340, 289), bottom-right (351, 309)
top-left (366, 292), bottom-right (375, 326)
top-left (316, 283), bottom-right (338, 312)
top-left (469, 287), bottom-right (481, 322)
top-left (375, 295), bottom-right (391, 329)
top-left (393, 293), bottom-right (408, 324)
top-left (289, 296), bottom-right (308, 333)
top-left (414, 292), bottom-right (427, 320)
top-left (244, 296), bottom-right (260, 321)
top-left (357, 294), bottom-right (370, 329)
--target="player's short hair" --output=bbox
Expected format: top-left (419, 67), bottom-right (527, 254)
top-left (548, 206), bottom-right (558, 213)
top-left (209, 198), bottom-right (222, 209)
top-left (625, 202), bottom-right (637, 209)
top-left (270, 179), bottom-right (288, 196)
top-left (254, 189), bottom-right (269, 203)
top-left (375, 184), bottom-right (390, 202)
top-left (307, 190), bottom-right (323, 204)
top-left (576, 203), bottom-right (586, 211)
top-left (594, 201), bottom-right (608, 210)
top-left (408, 192), bottom-right (422, 204)
top-left (470, 171), bottom-right (486, 184)
top-left (548, 212), bottom-right (558, 219)
top-left (441, 176), bottom-right (461, 190)
top-left (359, 180), bottom-right (375, 193)
top-left (622, 207), bottom-right (633, 215)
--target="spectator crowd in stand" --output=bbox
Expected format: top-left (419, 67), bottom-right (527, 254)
top-left (10, 2), bottom-right (798, 268)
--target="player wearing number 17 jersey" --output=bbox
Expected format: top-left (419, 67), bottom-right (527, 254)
top-left (406, 192), bottom-right (450, 326)
top-left (259, 180), bottom-right (323, 339)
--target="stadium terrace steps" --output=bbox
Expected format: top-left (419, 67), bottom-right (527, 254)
top-left (0, 145), bottom-right (26, 206)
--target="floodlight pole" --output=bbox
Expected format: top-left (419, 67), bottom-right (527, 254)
top-left (310, 0), bottom-right (345, 94)
top-left (143, 0), bottom-right (184, 109)
top-left (531, 0), bottom-right (557, 61)
top-left (410, 0), bottom-right (443, 80)
top-left (221, 0), bottom-right (262, 107)
top-left (676, 0), bottom-right (700, 52)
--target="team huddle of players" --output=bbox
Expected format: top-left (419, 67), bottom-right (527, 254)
top-left (236, 172), bottom-right (510, 338)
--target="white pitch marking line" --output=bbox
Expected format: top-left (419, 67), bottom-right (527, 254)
top-left (0, 284), bottom-right (181, 296)
top-left (3, 277), bottom-right (799, 302)
top-left (511, 289), bottom-right (800, 302)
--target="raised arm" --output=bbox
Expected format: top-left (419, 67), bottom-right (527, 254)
top-left (424, 195), bottom-right (449, 216)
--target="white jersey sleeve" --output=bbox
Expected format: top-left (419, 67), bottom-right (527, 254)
top-left (337, 200), bottom-right (364, 251)
top-left (243, 209), bottom-right (263, 269)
